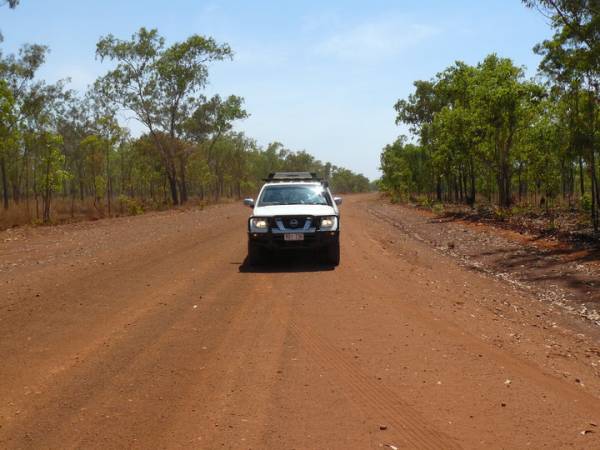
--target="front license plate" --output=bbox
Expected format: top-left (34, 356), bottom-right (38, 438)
top-left (284, 233), bottom-right (304, 241)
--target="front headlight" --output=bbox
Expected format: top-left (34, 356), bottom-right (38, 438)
top-left (250, 217), bottom-right (269, 232)
top-left (320, 216), bottom-right (338, 230)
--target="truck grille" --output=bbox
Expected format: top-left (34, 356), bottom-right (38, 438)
top-left (278, 216), bottom-right (310, 229)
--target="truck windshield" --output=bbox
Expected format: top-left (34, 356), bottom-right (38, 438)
top-left (258, 185), bottom-right (330, 206)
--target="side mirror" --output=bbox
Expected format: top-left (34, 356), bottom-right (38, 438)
top-left (243, 198), bottom-right (255, 208)
top-left (334, 196), bottom-right (342, 206)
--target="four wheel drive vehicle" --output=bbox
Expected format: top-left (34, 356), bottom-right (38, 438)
top-left (243, 172), bottom-right (342, 266)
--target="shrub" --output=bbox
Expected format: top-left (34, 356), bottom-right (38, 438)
top-left (581, 194), bottom-right (592, 212)
top-left (431, 203), bottom-right (445, 216)
top-left (118, 195), bottom-right (144, 216)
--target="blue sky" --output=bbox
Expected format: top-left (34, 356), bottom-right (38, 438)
top-left (1, 1), bottom-right (552, 179)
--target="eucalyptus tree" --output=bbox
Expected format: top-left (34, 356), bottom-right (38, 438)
top-left (20, 79), bottom-right (71, 218)
top-left (55, 95), bottom-right (93, 205)
top-left (0, 43), bottom-right (49, 206)
top-left (472, 55), bottom-right (544, 208)
top-left (524, 0), bottom-right (600, 228)
top-left (36, 132), bottom-right (68, 223)
top-left (252, 141), bottom-right (285, 178)
top-left (329, 168), bottom-right (370, 193)
top-left (389, 55), bottom-right (545, 209)
top-left (85, 88), bottom-right (126, 214)
top-left (430, 62), bottom-right (481, 204)
top-left (95, 27), bottom-right (232, 204)
top-left (0, 26), bottom-right (371, 225)
top-left (394, 80), bottom-right (444, 200)
top-left (380, 136), bottom-right (421, 199)
top-left (184, 94), bottom-right (247, 200)
top-left (0, 80), bottom-right (17, 209)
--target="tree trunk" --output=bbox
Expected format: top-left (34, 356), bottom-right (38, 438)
top-left (517, 162), bottom-right (524, 203)
top-left (12, 182), bottom-right (20, 204)
top-left (590, 86), bottom-right (599, 231)
top-left (148, 129), bottom-right (179, 205)
top-left (106, 143), bottom-right (112, 216)
top-left (468, 157), bottom-right (476, 207)
top-left (498, 165), bottom-right (512, 209)
top-left (0, 156), bottom-right (9, 210)
top-left (25, 151), bottom-right (30, 218)
top-left (591, 159), bottom-right (598, 231)
top-left (578, 156), bottom-right (585, 198)
top-left (167, 171), bottom-right (179, 206)
top-left (43, 157), bottom-right (51, 224)
top-left (591, 148), bottom-right (599, 231)
top-left (70, 184), bottom-right (76, 219)
top-left (178, 156), bottom-right (188, 204)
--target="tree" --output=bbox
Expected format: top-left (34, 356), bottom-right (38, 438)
top-left (388, 55), bottom-right (548, 211)
top-left (85, 89), bottom-right (125, 214)
top-left (395, 78), bottom-right (454, 201)
top-left (524, 0), bottom-right (600, 229)
top-left (430, 62), bottom-right (481, 204)
top-left (35, 132), bottom-right (69, 223)
top-left (96, 28), bottom-right (232, 205)
top-left (0, 43), bottom-right (50, 209)
top-left (184, 94), bottom-right (248, 200)
top-left (0, 27), bottom-right (369, 228)
top-left (0, 80), bottom-right (17, 209)
top-left (472, 55), bottom-right (543, 207)
top-left (329, 168), bottom-right (370, 193)
top-left (380, 136), bottom-right (424, 200)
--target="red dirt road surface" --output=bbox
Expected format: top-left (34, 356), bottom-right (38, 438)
top-left (1, 194), bottom-right (600, 449)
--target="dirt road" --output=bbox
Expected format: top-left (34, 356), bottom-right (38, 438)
top-left (1, 194), bottom-right (600, 449)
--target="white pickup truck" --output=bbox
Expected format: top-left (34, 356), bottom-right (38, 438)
top-left (243, 172), bottom-right (342, 266)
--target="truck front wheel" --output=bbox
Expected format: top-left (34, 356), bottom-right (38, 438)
top-left (325, 240), bottom-right (340, 266)
top-left (247, 240), bottom-right (265, 266)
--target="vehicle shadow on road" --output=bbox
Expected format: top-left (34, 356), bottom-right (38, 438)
top-left (238, 250), bottom-right (336, 273)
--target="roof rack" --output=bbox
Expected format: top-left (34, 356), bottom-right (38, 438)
top-left (263, 172), bottom-right (322, 182)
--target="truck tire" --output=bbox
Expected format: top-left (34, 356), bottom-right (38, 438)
top-left (325, 240), bottom-right (340, 266)
top-left (247, 240), bottom-right (264, 266)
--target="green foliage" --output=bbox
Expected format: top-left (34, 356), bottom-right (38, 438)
top-left (35, 132), bottom-right (70, 222)
top-left (329, 168), bottom-right (370, 193)
top-left (380, 136), bottom-right (420, 200)
top-left (95, 28), bottom-right (233, 205)
top-left (522, 0), bottom-right (600, 230)
top-left (117, 195), bottom-right (144, 216)
top-left (0, 27), bottom-right (368, 227)
top-left (0, 80), bottom-right (16, 144)
top-left (581, 193), bottom-right (592, 212)
top-left (431, 203), bottom-right (445, 216)
top-left (36, 133), bottom-right (68, 191)
top-left (382, 47), bottom-right (600, 230)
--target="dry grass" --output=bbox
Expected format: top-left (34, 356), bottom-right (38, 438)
top-left (0, 198), bottom-right (105, 230)
top-left (0, 196), bottom-right (230, 231)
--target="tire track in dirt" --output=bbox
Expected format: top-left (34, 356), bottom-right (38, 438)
top-left (288, 320), bottom-right (462, 449)
top-left (1, 245), bottom-right (247, 448)
top-left (0, 208), bottom-right (252, 448)
top-left (167, 279), bottom-right (294, 449)
top-left (2, 196), bottom-right (600, 448)
top-left (0, 218), bottom-right (244, 424)
top-left (355, 198), bottom-right (600, 415)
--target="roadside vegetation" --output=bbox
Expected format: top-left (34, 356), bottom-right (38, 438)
top-left (380, 1), bottom-right (600, 236)
top-left (0, 4), bottom-right (369, 229)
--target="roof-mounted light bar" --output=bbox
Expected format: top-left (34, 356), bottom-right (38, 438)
top-left (263, 172), bottom-right (322, 182)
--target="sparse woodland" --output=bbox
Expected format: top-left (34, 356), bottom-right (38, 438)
top-left (380, 1), bottom-right (600, 234)
top-left (0, 6), bottom-right (369, 228)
